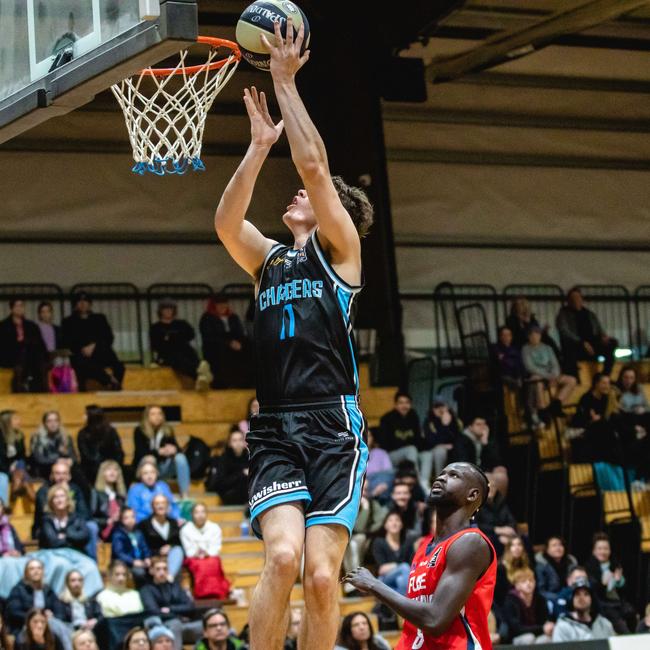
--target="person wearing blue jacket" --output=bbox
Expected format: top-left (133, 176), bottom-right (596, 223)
top-left (111, 507), bottom-right (152, 586)
top-left (126, 457), bottom-right (180, 522)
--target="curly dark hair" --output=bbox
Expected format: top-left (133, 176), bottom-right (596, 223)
top-left (331, 176), bottom-right (374, 238)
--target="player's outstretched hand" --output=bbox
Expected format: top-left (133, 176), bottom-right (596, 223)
top-left (243, 86), bottom-right (284, 147)
top-left (260, 18), bottom-right (310, 82)
top-left (342, 567), bottom-right (377, 595)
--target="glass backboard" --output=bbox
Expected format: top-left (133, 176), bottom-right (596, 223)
top-left (0, 0), bottom-right (198, 142)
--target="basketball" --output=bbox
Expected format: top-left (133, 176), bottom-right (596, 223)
top-left (236, 0), bottom-right (310, 71)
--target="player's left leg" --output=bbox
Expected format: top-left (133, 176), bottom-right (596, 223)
top-left (299, 523), bottom-right (349, 650)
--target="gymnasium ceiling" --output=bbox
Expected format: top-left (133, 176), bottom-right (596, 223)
top-left (1, 0), bottom-right (650, 246)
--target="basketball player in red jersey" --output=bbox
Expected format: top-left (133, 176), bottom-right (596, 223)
top-left (344, 462), bottom-right (496, 649)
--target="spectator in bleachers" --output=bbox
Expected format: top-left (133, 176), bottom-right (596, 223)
top-left (237, 397), bottom-right (259, 435)
top-left (39, 485), bottom-right (90, 555)
top-left (180, 502), bottom-right (230, 599)
top-left (205, 428), bottom-right (248, 506)
top-left (386, 481), bottom-right (419, 534)
top-left (503, 568), bottom-right (554, 645)
top-left (557, 287), bottom-right (618, 378)
top-left (553, 565), bottom-right (590, 619)
top-left (0, 409), bottom-right (34, 504)
top-left (123, 628), bottom-right (151, 650)
top-left (552, 579), bottom-right (615, 642)
top-left (133, 406), bottom-right (191, 500)
top-left (616, 365), bottom-right (650, 474)
top-left (475, 475), bottom-right (518, 555)
top-left (58, 570), bottom-right (103, 634)
top-left (534, 536), bottom-right (577, 607)
top-left (283, 607), bottom-right (302, 650)
top-left (364, 429), bottom-right (394, 503)
top-left (127, 458), bottom-right (181, 523)
top-left (90, 460), bottom-right (126, 541)
top-left (0, 299), bottom-right (48, 393)
top-left (377, 392), bottom-right (421, 469)
top-left (36, 301), bottom-right (62, 354)
top-left (495, 536), bottom-right (530, 607)
top-left (14, 608), bottom-right (65, 650)
top-left (493, 327), bottom-right (525, 390)
top-left (138, 495), bottom-right (184, 580)
top-left (77, 405), bottom-right (124, 486)
top-left (140, 555), bottom-right (203, 650)
top-left (342, 483), bottom-right (387, 595)
top-left (370, 511), bottom-right (414, 596)
top-left (194, 608), bottom-right (246, 650)
top-left (570, 373), bottom-right (622, 464)
top-left (71, 630), bottom-right (99, 650)
top-left (33, 460), bottom-right (96, 550)
top-left (419, 398), bottom-right (460, 491)
top-left (96, 561), bottom-right (144, 618)
top-left (585, 532), bottom-right (637, 633)
top-left (147, 623), bottom-right (176, 650)
top-left (450, 415), bottom-right (508, 495)
top-left (0, 496), bottom-right (24, 556)
top-left (61, 292), bottom-right (124, 391)
top-left (30, 411), bottom-right (78, 480)
top-left (200, 294), bottom-right (249, 389)
top-left (522, 325), bottom-right (576, 424)
top-left (6, 559), bottom-right (70, 648)
top-left (506, 297), bottom-right (543, 349)
top-left (111, 506), bottom-right (152, 586)
top-left (637, 603), bottom-right (650, 633)
top-left (150, 299), bottom-right (201, 382)
top-left (334, 611), bottom-right (391, 650)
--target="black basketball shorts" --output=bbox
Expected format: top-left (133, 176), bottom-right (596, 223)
top-left (247, 395), bottom-right (368, 539)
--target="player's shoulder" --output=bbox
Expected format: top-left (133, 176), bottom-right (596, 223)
top-left (445, 530), bottom-right (492, 568)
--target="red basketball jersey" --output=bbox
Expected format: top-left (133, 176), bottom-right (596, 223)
top-left (395, 527), bottom-right (496, 650)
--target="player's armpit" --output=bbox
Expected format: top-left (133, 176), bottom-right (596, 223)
top-left (217, 219), bottom-right (277, 279)
top-left (419, 532), bottom-right (492, 637)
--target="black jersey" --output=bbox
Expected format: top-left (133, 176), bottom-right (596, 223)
top-left (254, 231), bottom-right (362, 405)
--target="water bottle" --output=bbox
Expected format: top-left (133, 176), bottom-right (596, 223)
top-left (240, 519), bottom-right (250, 538)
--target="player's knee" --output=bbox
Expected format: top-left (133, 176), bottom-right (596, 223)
top-left (266, 544), bottom-right (301, 579)
top-left (304, 566), bottom-right (337, 602)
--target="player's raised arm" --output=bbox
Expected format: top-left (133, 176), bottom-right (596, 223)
top-left (261, 20), bottom-right (361, 269)
top-left (215, 87), bottom-right (282, 278)
top-left (344, 532), bottom-right (492, 637)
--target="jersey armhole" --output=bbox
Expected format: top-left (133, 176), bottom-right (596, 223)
top-left (311, 230), bottom-right (362, 294)
top-left (255, 243), bottom-right (285, 297)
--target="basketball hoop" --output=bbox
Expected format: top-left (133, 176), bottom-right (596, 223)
top-left (111, 37), bottom-right (241, 176)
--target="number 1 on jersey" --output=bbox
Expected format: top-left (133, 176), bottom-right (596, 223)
top-left (280, 304), bottom-right (295, 340)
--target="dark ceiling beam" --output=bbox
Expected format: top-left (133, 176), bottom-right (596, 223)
top-left (427, 0), bottom-right (650, 83)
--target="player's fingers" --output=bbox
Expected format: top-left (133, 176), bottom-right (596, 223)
top-left (299, 49), bottom-right (310, 66)
top-left (275, 119), bottom-right (284, 134)
top-left (273, 19), bottom-right (283, 48)
top-left (286, 17), bottom-right (293, 47)
top-left (251, 86), bottom-right (260, 108)
top-left (242, 91), bottom-right (255, 116)
top-left (295, 21), bottom-right (304, 51)
top-left (259, 91), bottom-right (270, 116)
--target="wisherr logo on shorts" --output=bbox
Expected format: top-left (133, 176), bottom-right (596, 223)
top-left (249, 480), bottom-right (304, 507)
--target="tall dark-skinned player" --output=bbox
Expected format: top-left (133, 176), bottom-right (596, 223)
top-left (344, 462), bottom-right (496, 650)
top-left (214, 18), bottom-right (373, 650)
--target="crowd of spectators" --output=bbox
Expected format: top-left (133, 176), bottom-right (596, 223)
top-left (0, 399), bottom-right (257, 649)
top-left (0, 294), bottom-right (253, 394)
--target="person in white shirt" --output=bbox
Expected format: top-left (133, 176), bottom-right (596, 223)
top-left (96, 560), bottom-right (144, 618)
top-left (179, 502), bottom-right (230, 599)
top-left (180, 503), bottom-right (222, 558)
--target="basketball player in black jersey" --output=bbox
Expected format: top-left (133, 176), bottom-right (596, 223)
top-left (215, 19), bottom-right (373, 650)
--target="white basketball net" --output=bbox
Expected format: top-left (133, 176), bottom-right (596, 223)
top-left (111, 43), bottom-right (240, 175)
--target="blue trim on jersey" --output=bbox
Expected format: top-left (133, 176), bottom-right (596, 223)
top-left (335, 286), bottom-right (360, 391)
top-left (307, 397), bottom-right (368, 536)
top-left (311, 231), bottom-right (362, 294)
top-left (460, 613), bottom-right (477, 650)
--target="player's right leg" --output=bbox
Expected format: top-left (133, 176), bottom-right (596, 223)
top-left (249, 503), bottom-right (305, 650)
